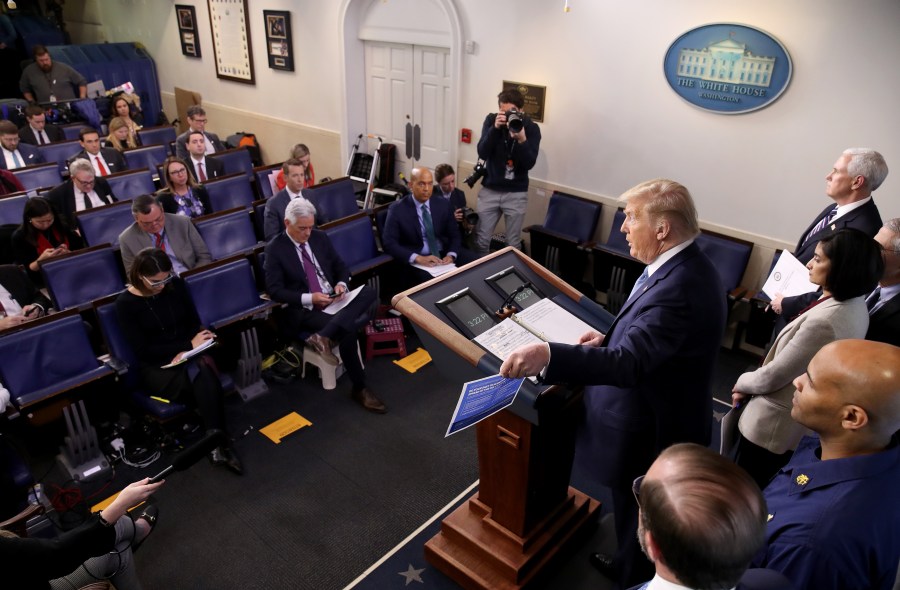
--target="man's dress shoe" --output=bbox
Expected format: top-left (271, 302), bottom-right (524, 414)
top-left (352, 387), bottom-right (387, 414)
top-left (307, 333), bottom-right (339, 365)
top-left (589, 552), bottom-right (618, 579)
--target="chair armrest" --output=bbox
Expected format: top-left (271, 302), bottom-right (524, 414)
top-left (0, 503), bottom-right (45, 536)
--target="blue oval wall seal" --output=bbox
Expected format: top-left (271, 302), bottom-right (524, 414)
top-left (663, 23), bottom-right (792, 115)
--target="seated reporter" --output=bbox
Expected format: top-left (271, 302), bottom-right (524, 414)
top-left (0, 263), bottom-right (51, 330)
top-left (726, 228), bottom-right (883, 488)
top-left (116, 248), bottom-right (242, 473)
top-left (45, 158), bottom-right (118, 228)
top-left (155, 156), bottom-right (212, 218)
top-left (11, 196), bottom-right (84, 287)
top-left (106, 116), bottom-right (139, 151)
top-left (0, 477), bottom-right (162, 590)
top-left (264, 198), bottom-right (386, 413)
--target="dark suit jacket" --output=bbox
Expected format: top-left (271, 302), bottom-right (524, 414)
top-left (0, 264), bottom-right (51, 312)
top-left (68, 148), bottom-right (128, 175)
top-left (781, 198), bottom-right (883, 321)
top-left (264, 230), bottom-right (349, 323)
top-left (18, 124), bottom-right (65, 145)
top-left (626, 568), bottom-right (797, 590)
top-left (0, 143), bottom-right (44, 170)
top-left (867, 292), bottom-right (900, 347)
top-left (544, 242), bottom-right (726, 487)
top-left (156, 186), bottom-right (212, 218)
top-left (186, 156), bottom-right (224, 183)
top-left (382, 194), bottom-right (461, 262)
top-left (175, 130), bottom-right (226, 161)
top-left (45, 176), bottom-right (117, 227)
top-left (793, 199), bottom-right (882, 265)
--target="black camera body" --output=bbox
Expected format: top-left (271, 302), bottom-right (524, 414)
top-left (505, 109), bottom-right (525, 133)
top-left (462, 207), bottom-right (479, 225)
top-left (464, 160), bottom-right (487, 188)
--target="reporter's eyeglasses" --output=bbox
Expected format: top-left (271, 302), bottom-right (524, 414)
top-left (632, 475), bottom-right (644, 506)
top-left (143, 273), bottom-right (174, 288)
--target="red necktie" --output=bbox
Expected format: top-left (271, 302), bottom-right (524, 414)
top-left (198, 163), bottom-right (207, 181)
top-left (154, 232), bottom-right (165, 252)
top-left (95, 156), bottom-right (108, 176)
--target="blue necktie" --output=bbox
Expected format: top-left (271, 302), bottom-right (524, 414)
top-left (11, 150), bottom-right (23, 168)
top-left (627, 268), bottom-right (650, 302)
top-left (421, 203), bottom-right (441, 256)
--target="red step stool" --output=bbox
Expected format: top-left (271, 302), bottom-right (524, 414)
top-left (364, 317), bottom-right (407, 361)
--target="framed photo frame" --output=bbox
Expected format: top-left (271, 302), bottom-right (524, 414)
top-left (207, 0), bottom-right (255, 84)
top-left (175, 4), bottom-right (200, 58)
top-left (264, 10), bottom-right (293, 72)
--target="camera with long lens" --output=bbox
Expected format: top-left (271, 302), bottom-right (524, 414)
top-left (464, 159), bottom-right (487, 188)
top-left (505, 109), bottom-right (525, 133)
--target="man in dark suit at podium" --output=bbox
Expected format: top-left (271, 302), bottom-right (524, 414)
top-left (500, 179), bottom-right (726, 588)
top-left (627, 444), bottom-right (795, 590)
top-left (264, 197), bottom-right (386, 414)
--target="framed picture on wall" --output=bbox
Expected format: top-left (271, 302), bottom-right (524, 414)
top-left (207, 0), bottom-right (255, 84)
top-left (264, 10), bottom-right (293, 72)
top-left (176, 4), bottom-right (200, 58)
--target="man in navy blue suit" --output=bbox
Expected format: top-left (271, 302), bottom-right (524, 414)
top-left (626, 444), bottom-right (795, 590)
top-left (0, 119), bottom-right (44, 170)
top-left (770, 148), bottom-right (885, 334)
top-left (264, 197), bottom-right (386, 414)
top-left (501, 179), bottom-right (726, 588)
top-left (383, 167), bottom-right (470, 289)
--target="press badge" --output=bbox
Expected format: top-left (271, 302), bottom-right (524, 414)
top-left (504, 160), bottom-right (515, 180)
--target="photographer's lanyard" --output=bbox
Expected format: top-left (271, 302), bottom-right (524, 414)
top-left (504, 137), bottom-right (517, 181)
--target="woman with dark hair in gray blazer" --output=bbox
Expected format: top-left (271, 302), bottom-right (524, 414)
top-left (725, 229), bottom-right (884, 488)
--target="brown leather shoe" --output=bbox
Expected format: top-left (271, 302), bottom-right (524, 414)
top-left (352, 387), bottom-right (387, 414)
top-left (306, 333), bottom-right (338, 365)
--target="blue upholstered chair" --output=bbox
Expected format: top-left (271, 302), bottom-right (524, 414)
top-left (0, 194), bottom-right (28, 225)
top-left (322, 212), bottom-right (392, 282)
top-left (93, 297), bottom-right (189, 421)
top-left (695, 230), bottom-right (754, 296)
top-left (136, 125), bottom-right (177, 153)
top-left (40, 244), bottom-right (125, 310)
top-left (181, 255), bottom-right (277, 330)
top-left (203, 172), bottom-right (256, 212)
top-left (592, 208), bottom-right (645, 314)
top-left (75, 199), bottom-right (134, 248)
top-left (37, 139), bottom-right (82, 177)
top-left (303, 177), bottom-right (360, 225)
top-left (104, 168), bottom-right (156, 200)
top-left (0, 311), bottom-right (115, 411)
top-left (123, 145), bottom-right (169, 178)
top-left (213, 147), bottom-right (254, 179)
top-left (59, 124), bottom-right (83, 141)
top-left (192, 207), bottom-right (259, 261)
top-left (525, 191), bottom-right (602, 295)
top-left (11, 163), bottom-right (62, 192)
top-left (251, 198), bottom-right (267, 242)
top-left (253, 162), bottom-right (282, 200)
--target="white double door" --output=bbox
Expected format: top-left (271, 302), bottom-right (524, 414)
top-left (364, 41), bottom-right (452, 182)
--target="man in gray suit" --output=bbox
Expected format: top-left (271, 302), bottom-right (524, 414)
top-left (118, 194), bottom-right (211, 274)
top-left (175, 105), bottom-right (225, 161)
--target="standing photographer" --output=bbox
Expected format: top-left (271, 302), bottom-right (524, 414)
top-left (473, 88), bottom-right (541, 255)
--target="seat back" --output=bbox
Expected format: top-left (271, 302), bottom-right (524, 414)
top-left (123, 145), bottom-right (169, 177)
top-left (304, 177), bottom-right (360, 224)
top-left (695, 230), bottom-right (754, 293)
top-left (213, 147), bottom-right (254, 179)
top-left (40, 245), bottom-right (125, 310)
top-left (94, 299), bottom-right (140, 388)
top-left (104, 168), bottom-right (156, 200)
top-left (0, 194), bottom-right (28, 225)
top-left (605, 208), bottom-right (630, 254)
top-left (136, 126), bottom-right (177, 150)
top-left (543, 192), bottom-right (602, 242)
top-left (12, 163), bottom-right (62, 192)
top-left (182, 256), bottom-right (268, 328)
top-left (75, 199), bottom-right (134, 248)
top-left (252, 199), bottom-right (267, 241)
top-left (37, 139), bottom-right (82, 177)
top-left (253, 163), bottom-right (282, 200)
top-left (0, 312), bottom-right (112, 408)
top-left (324, 214), bottom-right (381, 269)
top-left (193, 207), bottom-right (258, 261)
top-left (204, 172), bottom-right (256, 212)
top-left (60, 124), bottom-right (83, 141)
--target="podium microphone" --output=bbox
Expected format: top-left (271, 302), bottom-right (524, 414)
top-left (148, 429), bottom-right (227, 483)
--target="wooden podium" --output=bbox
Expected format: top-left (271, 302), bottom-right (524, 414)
top-left (392, 248), bottom-right (609, 589)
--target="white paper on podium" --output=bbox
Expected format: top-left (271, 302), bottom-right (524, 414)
top-left (322, 285), bottom-right (364, 315)
top-left (761, 251), bottom-right (819, 299)
top-left (512, 298), bottom-right (595, 345)
top-left (412, 261), bottom-right (456, 277)
top-left (474, 318), bottom-right (544, 361)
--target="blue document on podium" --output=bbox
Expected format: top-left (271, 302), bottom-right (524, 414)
top-left (445, 375), bottom-right (524, 437)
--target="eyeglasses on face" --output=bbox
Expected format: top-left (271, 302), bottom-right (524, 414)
top-left (632, 474), bottom-right (644, 506)
top-left (143, 273), bottom-right (174, 288)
